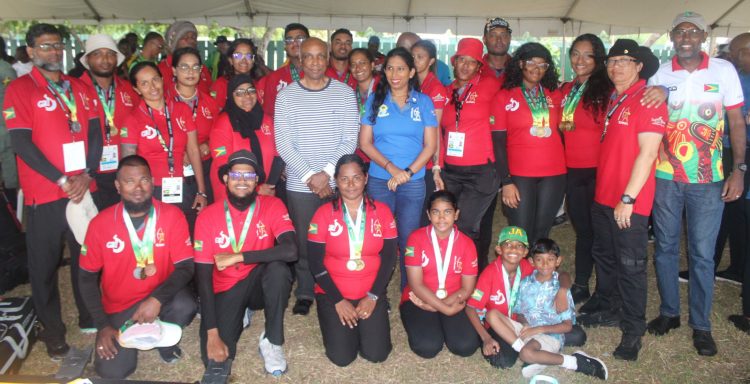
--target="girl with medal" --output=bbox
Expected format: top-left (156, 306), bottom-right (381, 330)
top-left (348, 48), bottom-right (378, 163)
top-left (308, 155), bottom-right (398, 366)
top-left (169, 47), bottom-right (219, 205)
top-left (559, 34), bottom-right (612, 305)
top-left (401, 190), bottom-right (480, 358)
top-left (211, 38), bottom-right (265, 111)
top-left (121, 62), bottom-right (208, 234)
top-left (493, 43), bottom-right (566, 245)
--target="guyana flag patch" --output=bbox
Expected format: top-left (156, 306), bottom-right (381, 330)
top-left (3, 107), bottom-right (15, 120)
top-left (405, 246), bottom-right (414, 257)
top-left (308, 223), bottom-right (318, 235)
top-left (703, 83), bottom-right (719, 93)
top-left (471, 288), bottom-right (484, 301)
top-left (193, 240), bottom-right (203, 251)
top-left (120, 127), bottom-right (128, 138)
top-left (214, 146), bottom-right (227, 157)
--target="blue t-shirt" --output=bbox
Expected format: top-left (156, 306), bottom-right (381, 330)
top-left (514, 270), bottom-right (575, 345)
top-left (436, 59), bottom-right (453, 86)
top-left (362, 89), bottom-right (438, 180)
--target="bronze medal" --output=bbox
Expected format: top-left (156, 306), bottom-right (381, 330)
top-left (144, 263), bottom-right (157, 277)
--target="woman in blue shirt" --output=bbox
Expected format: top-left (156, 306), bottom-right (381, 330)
top-left (359, 47), bottom-right (438, 289)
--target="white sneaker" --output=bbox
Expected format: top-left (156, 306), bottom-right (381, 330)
top-left (258, 332), bottom-right (287, 376)
top-left (522, 363), bottom-right (547, 379)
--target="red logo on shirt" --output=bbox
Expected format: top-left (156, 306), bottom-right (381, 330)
top-left (490, 289), bottom-right (506, 305)
top-left (453, 256), bottom-right (462, 273)
top-left (371, 219), bottom-right (382, 238)
top-left (156, 228), bottom-right (165, 247)
top-left (202, 106), bottom-right (213, 119)
top-left (328, 219), bottom-right (343, 236)
top-left (618, 107), bottom-right (631, 125)
top-left (465, 92), bottom-right (478, 104)
top-left (215, 231), bottom-right (230, 248)
top-left (176, 116), bottom-right (187, 132)
top-left (256, 221), bottom-right (268, 239)
top-left (106, 234), bottom-right (125, 253)
top-left (421, 250), bottom-right (429, 267)
top-left (261, 123), bottom-right (271, 135)
top-left (121, 92), bottom-right (134, 107)
top-left (37, 94), bottom-right (57, 112)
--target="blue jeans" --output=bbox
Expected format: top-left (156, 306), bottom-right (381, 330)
top-left (652, 179), bottom-right (724, 331)
top-left (367, 177), bottom-right (426, 289)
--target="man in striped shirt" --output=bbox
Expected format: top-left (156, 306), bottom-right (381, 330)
top-left (275, 37), bottom-right (359, 315)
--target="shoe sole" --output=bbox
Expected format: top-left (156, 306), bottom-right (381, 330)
top-left (574, 350), bottom-right (608, 380)
top-left (715, 276), bottom-right (742, 286)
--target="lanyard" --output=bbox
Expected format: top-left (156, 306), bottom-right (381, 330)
top-left (600, 86), bottom-right (644, 142)
top-left (46, 80), bottom-right (80, 133)
top-left (356, 79), bottom-right (375, 117)
top-left (560, 81), bottom-right (586, 131)
top-left (521, 83), bottom-right (549, 128)
top-left (146, 102), bottom-right (175, 174)
top-left (290, 63), bottom-right (301, 82)
top-left (93, 79), bottom-right (116, 141)
top-left (224, 200), bottom-right (256, 253)
top-left (174, 86), bottom-right (199, 120)
top-left (452, 82), bottom-right (474, 131)
top-left (123, 205), bottom-right (157, 268)
top-left (430, 227), bottom-right (456, 293)
top-left (499, 262), bottom-right (521, 316)
top-left (342, 199), bottom-right (366, 260)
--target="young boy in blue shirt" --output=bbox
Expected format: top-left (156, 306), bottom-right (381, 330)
top-left (485, 238), bottom-right (608, 380)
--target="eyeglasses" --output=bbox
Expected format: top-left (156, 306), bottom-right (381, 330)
top-left (36, 42), bottom-right (65, 52)
top-left (233, 87), bottom-right (256, 97)
top-left (228, 171), bottom-right (257, 181)
top-left (605, 58), bottom-right (638, 67)
top-left (177, 64), bottom-right (201, 73)
top-left (671, 28), bottom-right (703, 38)
top-left (232, 52), bottom-right (255, 61)
top-left (524, 60), bottom-right (550, 70)
top-left (284, 36), bottom-right (307, 45)
top-left (499, 241), bottom-right (527, 250)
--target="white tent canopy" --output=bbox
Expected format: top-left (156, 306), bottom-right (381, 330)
top-left (1, 0), bottom-right (748, 37)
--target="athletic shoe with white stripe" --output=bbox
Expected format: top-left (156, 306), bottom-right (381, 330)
top-left (259, 332), bottom-right (287, 376)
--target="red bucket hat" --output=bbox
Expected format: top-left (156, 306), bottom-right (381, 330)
top-left (451, 38), bottom-right (485, 67)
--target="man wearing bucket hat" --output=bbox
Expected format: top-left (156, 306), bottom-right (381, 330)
top-left (80, 34), bottom-right (139, 210)
top-left (579, 39), bottom-right (666, 361)
top-left (158, 20), bottom-right (212, 95)
top-left (440, 37), bottom-right (502, 271)
top-left (79, 154), bottom-right (197, 379)
top-left (194, 149), bottom-right (296, 376)
top-left (646, 12), bottom-right (746, 357)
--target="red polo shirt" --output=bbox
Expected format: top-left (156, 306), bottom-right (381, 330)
top-left (401, 225), bottom-right (478, 305)
top-left (211, 75), bottom-right (267, 111)
top-left (595, 79), bottom-right (667, 216)
top-left (193, 195), bottom-right (294, 293)
top-left (262, 64), bottom-right (303, 118)
top-left (3, 67), bottom-right (101, 205)
top-left (308, 200), bottom-right (397, 300)
top-left (491, 86), bottom-right (566, 177)
top-left (209, 113), bottom-right (277, 202)
top-left (480, 54), bottom-right (509, 85)
top-left (165, 87), bottom-right (219, 160)
top-left (467, 257), bottom-right (534, 326)
top-left (120, 99), bottom-right (196, 186)
top-left (158, 55), bottom-right (212, 96)
top-left (441, 75), bottom-right (502, 167)
top-left (79, 72), bottom-right (138, 147)
top-left (421, 72), bottom-right (448, 168)
top-left (79, 199), bottom-right (193, 313)
top-left (559, 81), bottom-right (605, 169)
top-left (325, 64), bottom-right (358, 89)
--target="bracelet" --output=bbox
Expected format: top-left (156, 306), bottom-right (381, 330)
top-left (432, 165), bottom-right (441, 172)
top-left (383, 161), bottom-right (392, 170)
top-left (56, 175), bottom-right (68, 187)
top-left (196, 192), bottom-right (208, 198)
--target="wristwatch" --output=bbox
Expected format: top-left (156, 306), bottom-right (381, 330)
top-left (404, 167), bottom-right (414, 177)
top-left (736, 163), bottom-right (747, 172)
top-left (621, 194), bottom-right (636, 204)
top-left (367, 292), bottom-right (378, 301)
top-left (56, 175), bottom-right (68, 187)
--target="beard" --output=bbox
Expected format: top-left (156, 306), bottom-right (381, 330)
top-left (227, 187), bottom-right (258, 211)
top-left (123, 197), bottom-right (153, 215)
top-left (33, 57), bottom-right (63, 72)
top-left (90, 67), bottom-right (115, 78)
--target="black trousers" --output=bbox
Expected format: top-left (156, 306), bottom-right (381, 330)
top-left (443, 163), bottom-right (500, 269)
top-left (591, 202), bottom-right (649, 337)
top-left (316, 293), bottom-right (392, 367)
top-left (287, 190), bottom-right (325, 301)
top-left (93, 171), bottom-right (120, 211)
top-left (400, 301), bottom-right (480, 358)
top-left (199, 261), bottom-right (292, 366)
top-left (153, 175), bottom-right (198, 235)
top-left (94, 287), bottom-right (197, 379)
top-left (714, 150), bottom-right (749, 276)
top-left (505, 174), bottom-right (566, 245)
top-left (26, 198), bottom-right (92, 344)
top-left (566, 168), bottom-right (597, 287)
top-left (743, 199), bottom-right (750, 315)
top-left (483, 324), bottom-right (587, 368)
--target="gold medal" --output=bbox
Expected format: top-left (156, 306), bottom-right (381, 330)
top-left (346, 259), bottom-right (358, 271)
top-left (144, 263), bottom-right (157, 277)
top-left (535, 126), bottom-right (546, 137)
top-left (436, 288), bottom-right (447, 299)
top-left (355, 259), bottom-right (366, 271)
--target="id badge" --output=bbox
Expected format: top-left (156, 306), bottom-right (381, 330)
top-left (183, 163), bottom-right (195, 177)
top-left (63, 141), bottom-right (86, 172)
top-left (99, 145), bottom-right (119, 172)
top-left (161, 177), bottom-right (183, 203)
top-left (446, 131), bottom-right (466, 158)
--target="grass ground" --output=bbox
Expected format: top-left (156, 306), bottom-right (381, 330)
top-left (8, 208), bottom-right (750, 383)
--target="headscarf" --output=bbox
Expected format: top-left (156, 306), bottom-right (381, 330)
top-left (225, 74), bottom-right (266, 183)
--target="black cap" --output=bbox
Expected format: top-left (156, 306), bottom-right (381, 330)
top-left (218, 149), bottom-right (259, 184)
top-left (213, 35), bottom-right (229, 45)
top-left (607, 39), bottom-right (660, 80)
top-left (484, 17), bottom-right (512, 35)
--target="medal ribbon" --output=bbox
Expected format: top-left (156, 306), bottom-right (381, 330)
top-left (521, 83), bottom-right (549, 128)
top-left (146, 102), bottom-right (175, 174)
top-left (430, 227), bottom-right (456, 295)
top-left (290, 63), bottom-right (301, 82)
top-left (93, 80), bottom-right (116, 141)
top-left (224, 200), bottom-right (256, 253)
top-left (561, 81), bottom-right (586, 126)
top-left (123, 205), bottom-right (157, 268)
top-left (500, 263), bottom-right (522, 316)
top-left (342, 199), bottom-right (366, 262)
top-left (355, 79), bottom-right (375, 117)
top-left (47, 80), bottom-right (79, 123)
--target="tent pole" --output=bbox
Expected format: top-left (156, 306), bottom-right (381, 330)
top-left (561, 20), bottom-right (566, 81)
top-left (81, 0), bottom-right (102, 22)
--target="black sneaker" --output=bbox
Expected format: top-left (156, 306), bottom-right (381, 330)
top-left (158, 345), bottom-right (183, 364)
top-left (578, 309), bottom-right (621, 328)
top-left (573, 351), bottom-right (608, 380)
top-left (646, 315), bottom-right (680, 336)
top-left (692, 330), bottom-right (717, 356)
top-left (678, 270), bottom-right (689, 283)
top-left (613, 334), bottom-right (641, 361)
top-left (578, 293), bottom-right (608, 315)
top-left (728, 315), bottom-right (750, 335)
top-left (571, 284), bottom-right (591, 304)
top-left (715, 270), bottom-right (743, 285)
top-left (292, 299), bottom-right (313, 316)
top-left (46, 340), bottom-right (71, 361)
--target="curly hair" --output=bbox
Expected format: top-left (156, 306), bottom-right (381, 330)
top-left (367, 47), bottom-right (420, 125)
top-left (569, 34), bottom-right (612, 119)
top-left (502, 42), bottom-right (559, 91)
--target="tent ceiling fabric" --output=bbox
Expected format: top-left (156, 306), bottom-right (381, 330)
top-left (0, 0), bottom-right (747, 36)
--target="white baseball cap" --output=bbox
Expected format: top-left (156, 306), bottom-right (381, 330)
top-left (82, 34), bottom-right (126, 70)
top-left (118, 319), bottom-right (182, 350)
